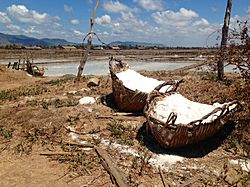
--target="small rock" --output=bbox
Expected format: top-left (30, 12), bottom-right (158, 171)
top-left (67, 91), bottom-right (77, 95)
top-left (79, 96), bottom-right (95, 105)
top-left (87, 78), bottom-right (100, 87)
top-left (80, 88), bottom-right (90, 92)
top-left (88, 108), bottom-right (93, 113)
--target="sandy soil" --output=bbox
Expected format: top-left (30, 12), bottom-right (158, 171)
top-left (0, 64), bottom-right (249, 187)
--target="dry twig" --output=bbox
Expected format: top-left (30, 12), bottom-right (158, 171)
top-left (95, 147), bottom-right (128, 187)
top-left (159, 166), bottom-right (169, 187)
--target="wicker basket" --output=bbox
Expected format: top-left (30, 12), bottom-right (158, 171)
top-left (144, 84), bottom-right (239, 148)
top-left (109, 57), bottom-right (182, 112)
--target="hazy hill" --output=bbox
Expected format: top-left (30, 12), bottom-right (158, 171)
top-left (0, 33), bottom-right (73, 47)
top-left (109, 41), bottom-right (165, 47)
top-left (0, 33), bottom-right (165, 48)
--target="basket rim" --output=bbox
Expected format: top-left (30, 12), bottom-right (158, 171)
top-left (109, 57), bottom-right (181, 95)
top-left (145, 90), bottom-right (239, 129)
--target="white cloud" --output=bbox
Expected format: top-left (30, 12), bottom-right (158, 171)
top-left (0, 12), bottom-right (11, 24)
top-left (104, 0), bottom-right (130, 13)
top-left (103, 31), bottom-right (109, 35)
top-left (7, 5), bottom-right (48, 24)
top-left (99, 12), bottom-right (155, 38)
top-left (152, 8), bottom-right (198, 27)
top-left (64, 5), bottom-right (73, 13)
top-left (121, 12), bottom-right (134, 21)
top-left (247, 6), bottom-right (250, 14)
top-left (23, 26), bottom-right (40, 34)
top-left (150, 8), bottom-right (221, 46)
top-left (97, 6), bottom-right (219, 46)
top-left (134, 0), bottom-right (164, 11)
top-left (95, 15), bottom-right (112, 25)
top-left (73, 30), bottom-right (83, 37)
top-left (193, 18), bottom-right (209, 26)
top-left (71, 19), bottom-right (80, 25)
top-left (6, 24), bottom-right (20, 31)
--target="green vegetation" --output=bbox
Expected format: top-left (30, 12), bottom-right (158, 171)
top-left (0, 86), bottom-right (49, 101)
top-left (0, 126), bottom-right (13, 139)
top-left (46, 78), bottom-right (72, 86)
top-left (107, 120), bottom-right (134, 145)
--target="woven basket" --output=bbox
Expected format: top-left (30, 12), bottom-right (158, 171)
top-left (109, 57), bottom-right (182, 112)
top-left (144, 84), bottom-right (239, 148)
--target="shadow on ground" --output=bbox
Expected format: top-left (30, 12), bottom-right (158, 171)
top-left (100, 93), bottom-right (119, 110)
top-left (136, 121), bottom-right (236, 158)
top-left (100, 93), bottom-right (143, 116)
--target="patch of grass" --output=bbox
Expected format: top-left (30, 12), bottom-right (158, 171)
top-left (240, 172), bottom-right (250, 187)
top-left (26, 100), bottom-right (39, 107)
top-left (14, 122), bottom-right (64, 155)
top-left (15, 141), bottom-right (33, 155)
top-left (24, 127), bottom-right (45, 143)
top-left (45, 77), bottom-right (74, 86)
top-left (53, 98), bottom-right (79, 108)
top-left (0, 86), bottom-right (49, 101)
top-left (0, 90), bottom-right (16, 100)
top-left (0, 126), bottom-right (13, 139)
top-left (131, 146), bottom-right (152, 176)
top-left (107, 120), bottom-right (134, 145)
top-left (88, 127), bottom-right (101, 134)
top-left (223, 120), bottom-right (250, 158)
top-left (39, 98), bottom-right (78, 109)
top-left (41, 100), bottom-right (49, 109)
top-left (58, 143), bottom-right (97, 177)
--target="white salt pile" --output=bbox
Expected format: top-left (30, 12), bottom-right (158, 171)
top-left (152, 93), bottom-right (237, 124)
top-left (116, 69), bottom-right (173, 93)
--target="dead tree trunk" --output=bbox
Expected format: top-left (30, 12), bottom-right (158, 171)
top-left (75, 0), bottom-right (100, 82)
top-left (218, 0), bottom-right (233, 80)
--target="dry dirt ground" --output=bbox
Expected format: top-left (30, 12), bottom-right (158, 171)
top-left (0, 64), bottom-right (249, 187)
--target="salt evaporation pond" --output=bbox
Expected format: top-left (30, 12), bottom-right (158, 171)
top-left (43, 60), bottom-right (196, 76)
top-left (0, 59), bottom-right (238, 77)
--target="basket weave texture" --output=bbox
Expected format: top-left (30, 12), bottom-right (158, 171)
top-left (144, 85), bottom-right (239, 148)
top-left (109, 57), bottom-right (181, 112)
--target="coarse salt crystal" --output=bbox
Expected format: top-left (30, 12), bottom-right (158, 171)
top-left (116, 69), bottom-right (172, 93)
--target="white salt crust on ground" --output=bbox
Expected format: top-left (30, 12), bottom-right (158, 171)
top-left (68, 128), bottom-right (184, 170)
top-left (151, 93), bottom-right (237, 124)
top-left (116, 69), bottom-right (172, 93)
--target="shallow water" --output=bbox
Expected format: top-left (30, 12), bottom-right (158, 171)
top-left (43, 60), bottom-right (197, 76)
top-left (1, 59), bottom-right (238, 76)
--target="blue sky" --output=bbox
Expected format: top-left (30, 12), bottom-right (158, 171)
top-left (0, 0), bottom-right (249, 46)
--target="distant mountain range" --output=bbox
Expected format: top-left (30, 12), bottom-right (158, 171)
top-left (109, 41), bottom-right (165, 47)
top-left (0, 33), bottom-right (74, 46)
top-left (0, 33), bottom-right (165, 48)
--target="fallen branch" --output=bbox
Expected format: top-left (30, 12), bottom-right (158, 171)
top-left (40, 152), bottom-right (72, 156)
top-left (95, 147), bottom-right (128, 187)
top-left (86, 173), bottom-right (104, 186)
top-left (159, 166), bottom-right (169, 187)
top-left (64, 141), bottom-right (95, 148)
